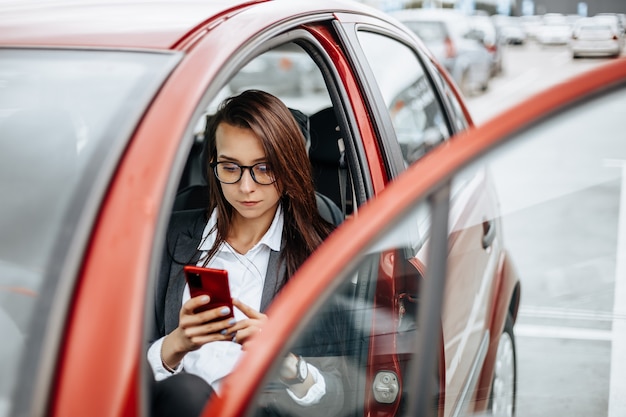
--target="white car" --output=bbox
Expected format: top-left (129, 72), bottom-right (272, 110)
top-left (536, 21), bottom-right (572, 45)
top-left (493, 15), bottom-right (528, 45)
top-left (570, 17), bottom-right (623, 58)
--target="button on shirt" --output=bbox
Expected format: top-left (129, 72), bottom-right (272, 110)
top-left (148, 206), bottom-right (326, 405)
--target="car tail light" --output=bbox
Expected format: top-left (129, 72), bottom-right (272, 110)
top-left (486, 43), bottom-right (497, 53)
top-left (444, 36), bottom-right (456, 59)
top-left (279, 57), bottom-right (294, 71)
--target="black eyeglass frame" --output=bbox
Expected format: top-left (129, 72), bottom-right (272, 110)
top-left (210, 161), bottom-right (276, 185)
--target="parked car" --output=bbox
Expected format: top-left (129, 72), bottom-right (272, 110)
top-left (469, 13), bottom-right (504, 76)
top-left (493, 15), bottom-right (528, 45)
top-left (536, 13), bottom-right (572, 45)
top-left (0, 1), bottom-right (520, 417)
top-left (519, 14), bottom-right (543, 40)
top-left (594, 12), bottom-right (626, 36)
top-left (570, 17), bottom-right (623, 58)
top-left (390, 8), bottom-right (493, 96)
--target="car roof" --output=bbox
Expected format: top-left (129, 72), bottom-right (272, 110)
top-left (0, 0), bottom-right (387, 50)
top-left (0, 0), bottom-right (267, 49)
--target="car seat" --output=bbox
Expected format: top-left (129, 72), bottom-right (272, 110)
top-left (308, 107), bottom-right (351, 216)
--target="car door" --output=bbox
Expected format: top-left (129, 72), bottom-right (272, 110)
top-left (335, 17), bottom-right (502, 417)
top-left (204, 17), bottom-right (484, 417)
top-left (144, 6), bottom-right (410, 417)
top-left (203, 41), bottom-right (626, 417)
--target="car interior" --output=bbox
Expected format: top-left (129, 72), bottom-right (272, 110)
top-left (172, 105), bottom-right (346, 227)
top-left (172, 41), bottom-right (361, 228)
top-left (155, 36), bottom-right (437, 416)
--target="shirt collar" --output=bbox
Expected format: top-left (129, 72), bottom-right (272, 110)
top-left (198, 205), bottom-right (284, 253)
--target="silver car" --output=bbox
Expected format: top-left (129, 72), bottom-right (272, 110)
top-left (570, 17), bottom-right (623, 58)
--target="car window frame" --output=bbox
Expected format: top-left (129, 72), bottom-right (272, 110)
top-left (334, 19), bottom-right (460, 177)
top-left (211, 25), bottom-right (377, 210)
top-left (332, 20), bottom-right (406, 180)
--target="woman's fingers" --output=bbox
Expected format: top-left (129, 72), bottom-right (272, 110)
top-left (229, 299), bottom-right (266, 347)
top-left (195, 305), bottom-right (233, 325)
top-left (177, 297), bottom-right (238, 349)
top-left (179, 298), bottom-right (266, 348)
top-left (232, 298), bottom-right (265, 320)
top-left (177, 328), bottom-right (231, 351)
top-left (181, 296), bottom-right (232, 325)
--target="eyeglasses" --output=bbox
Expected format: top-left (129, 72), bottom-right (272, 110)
top-left (210, 161), bottom-right (276, 185)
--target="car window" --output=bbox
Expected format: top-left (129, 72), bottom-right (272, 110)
top-left (356, 31), bottom-right (450, 165)
top-left (447, 84), bottom-right (626, 416)
top-left (0, 48), bottom-right (178, 416)
top-left (228, 43), bottom-right (331, 116)
top-left (177, 41), bottom-right (360, 219)
top-left (244, 199), bottom-right (432, 417)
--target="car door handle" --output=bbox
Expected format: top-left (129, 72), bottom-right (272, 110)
top-left (482, 219), bottom-right (496, 249)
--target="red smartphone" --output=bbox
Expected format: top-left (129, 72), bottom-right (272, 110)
top-left (183, 265), bottom-right (234, 319)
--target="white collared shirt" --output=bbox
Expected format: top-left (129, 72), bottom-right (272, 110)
top-left (148, 206), bottom-right (326, 405)
top-left (184, 206), bottom-right (283, 390)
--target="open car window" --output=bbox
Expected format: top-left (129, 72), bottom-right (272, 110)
top-left (174, 40), bottom-right (362, 221)
top-left (228, 43), bottom-right (331, 116)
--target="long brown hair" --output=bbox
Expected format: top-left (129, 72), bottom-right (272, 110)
top-left (204, 89), bottom-right (334, 283)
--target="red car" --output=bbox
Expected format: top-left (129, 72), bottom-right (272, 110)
top-left (0, 1), bottom-right (523, 416)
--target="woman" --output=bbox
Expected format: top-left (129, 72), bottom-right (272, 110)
top-left (148, 90), bottom-right (344, 415)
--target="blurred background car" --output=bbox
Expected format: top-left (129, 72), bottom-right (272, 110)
top-left (493, 15), bottom-right (528, 45)
top-left (570, 17), bottom-right (623, 58)
top-left (536, 13), bottom-right (573, 46)
top-left (519, 14), bottom-right (543, 41)
top-left (469, 12), bottom-right (504, 76)
top-left (229, 43), bottom-right (326, 97)
top-left (593, 12), bottom-right (626, 37)
top-left (391, 8), bottom-right (492, 96)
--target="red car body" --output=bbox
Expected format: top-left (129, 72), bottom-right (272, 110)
top-left (0, 1), bottom-right (539, 416)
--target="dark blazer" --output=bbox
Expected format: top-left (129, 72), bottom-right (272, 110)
top-left (149, 208), bottom-right (347, 416)
top-left (152, 208), bottom-right (286, 339)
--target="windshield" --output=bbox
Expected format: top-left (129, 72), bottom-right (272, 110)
top-left (0, 48), bottom-right (178, 416)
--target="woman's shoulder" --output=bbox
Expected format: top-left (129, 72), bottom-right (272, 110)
top-left (167, 208), bottom-right (208, 236)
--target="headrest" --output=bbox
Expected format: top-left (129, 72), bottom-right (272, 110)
top-left (308, 107), bottom-right (341, 166)
top-left (288, 107), bottom-right (310, 148)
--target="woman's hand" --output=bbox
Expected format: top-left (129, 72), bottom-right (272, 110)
top-left (161, 295), bottom-right (235, 369)
top-left (229, 298), bottom-right (267, 349)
